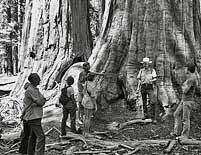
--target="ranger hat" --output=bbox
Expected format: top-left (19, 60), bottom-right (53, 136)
top-left (141, 57), bottom-right (152, 63)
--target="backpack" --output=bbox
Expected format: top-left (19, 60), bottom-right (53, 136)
top-left (59, 85), bottom-right (72, 105)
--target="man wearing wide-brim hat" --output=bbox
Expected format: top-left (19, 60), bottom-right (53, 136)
top-left (137, 57), bottom-right (157, 122)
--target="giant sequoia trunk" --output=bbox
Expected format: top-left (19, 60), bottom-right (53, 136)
top-left (11, 0), bottom-right (201, 111)
top-left (11, 0), bottom-right (91, 99)
top-left (89, 0), bottom-right (201, 108)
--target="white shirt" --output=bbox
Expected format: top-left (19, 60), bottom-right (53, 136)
top-left (66, 86), bottom-right (74, 97)
top-left (137, 68), bottom-right (157, 84)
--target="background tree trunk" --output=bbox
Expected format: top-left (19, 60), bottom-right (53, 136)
top-left (10, 0), bottom-right (201, 112)
top-left (0, 0), bottom-right (25, 75)
top-left (70, 0), bottom-right (92, 61)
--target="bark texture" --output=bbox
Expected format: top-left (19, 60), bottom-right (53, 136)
top-left (11, 0), bottom-right (92, 99)
top-left (89, 0), bottom-right (201, 108)
top-left (70, 0), bottom-right (92, 61)
top-left (11, 0), bottom-right (201, 111)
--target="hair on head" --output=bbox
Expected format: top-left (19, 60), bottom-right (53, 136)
top-left (66, 76), bottom-right (74, 86)
top-left (87, 72), bottom-right (95, 81)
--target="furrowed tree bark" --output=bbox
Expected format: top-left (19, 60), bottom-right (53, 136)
top-left (70, 0), bottom-right (92, 61)
top-left (9, 0), bottom-right (201, 113)
top-left (89, 0), bottom-right (201, 110)
top-left (11, 0), bottom-right (92, 100)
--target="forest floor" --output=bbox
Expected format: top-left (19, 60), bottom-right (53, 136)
top-left (1, 100), bottom-right (201, 155)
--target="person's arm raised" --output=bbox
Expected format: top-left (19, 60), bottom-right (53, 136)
top-left (91, 70), bottom-right (106, 75)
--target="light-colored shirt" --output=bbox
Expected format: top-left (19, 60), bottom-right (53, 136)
top-left (137, 68), bottom-right (157, 84)
top-left (82, 81), bottom-right (96, 109)
top-left (23, 84), bottom-right (46, 120)
top-left (78, 71), bottom-right (90, 93)
top-left (66, 86), bottom-right (74, 97)
top-left (182, 73), bottom-right (198, 101)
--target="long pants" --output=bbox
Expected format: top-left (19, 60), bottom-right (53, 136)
top-left (28, 118), bottom-right (45, 155)
top-left (19, 120), bottom-right (36, 154)
top-left (19, 118), bottom-right (45, 155)
top-left (141, 84), bottom-right (157, 119)
top-left (173, 101), bottom-right (193, 138)
top-left (84, 108), bottom-right (93, 135)
top-left (61, 106), bottom-right (76, 135)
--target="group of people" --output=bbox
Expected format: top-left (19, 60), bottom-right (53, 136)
top-left (18, 62), bottom-right (102, 155)
top-left (60, 62), bottom-right (101, 137)
top-left (19, 73), bottom-right (46, 155)
top-left (137, 57), bottom-right (200, 141)
top-left (18, 58), bottom-right (200, 154)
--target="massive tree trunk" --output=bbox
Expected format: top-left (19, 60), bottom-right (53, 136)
top-left (11, 0), bottom-right (201, 112)
top-left (89, 0), bottom-right (201, 109)
top-left (11, 0), bottom-right (92, 99)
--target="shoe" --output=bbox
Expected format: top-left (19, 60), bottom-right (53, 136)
top-left (170, 132), bottom-right (179, 138)
top-left (159, 112), bottom-right (165, 117)
top-left (77, 127), bottom-right (83, 134)
top-left (78, 119), bottom-right (83, 125)
top-left (71, 130), bottom-right (80, 134)
top-left (152, 119), bottom-right (157, 124)
top-left (176, 135), bottom-right (188, 141)
top-left (60, 134), bottom-right (66, 138)
top-left (142, 114), bottom-right (148, 120)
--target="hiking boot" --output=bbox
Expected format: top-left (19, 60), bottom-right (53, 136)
top-left (176, 135), bottom-right (188, 141)
top-left (77, 119), bottom-right (83, 125)
top-left (170, 132), bottom-right (179, 139)
top-left (152, 119), bottom-right (157, 124)
top-left (142, 114), bottom-right (149, 120)
top-left (60, 134), bottom-right (67, 139)
top-left (71, 130), bottom-right (80, 134)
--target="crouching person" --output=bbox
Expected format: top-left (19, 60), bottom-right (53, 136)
top-left (172, 63), bottom-right (199, 140)
top-left (82, 73), bottom-right (97, 137)
top-left (20, 73), bottom-right (46, 155)
top-left (60, 76), bottom-right (77, 136)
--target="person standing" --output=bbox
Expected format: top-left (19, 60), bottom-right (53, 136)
top-left (82, 72), bottom-right (97, 137)
top-left (60, 76), bottom-right (77, 136)
top-left (172, 63), bottom-right (199, 140)
top-left (20, 73), bottom-right (46, 155)
top-left (19, 82), bottom-right (36, 155)
top-left (137, 57), bottom-right (157, 122)
top-left (77, 62), bottom-right (91, 123)
top-left (77, 62), bottom-right (104, 123)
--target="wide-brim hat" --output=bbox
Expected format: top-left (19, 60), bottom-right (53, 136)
top-left (141, 57), bottom-right (152, 63)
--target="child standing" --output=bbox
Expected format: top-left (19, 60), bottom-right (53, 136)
top-left (60, 76), bottom-right (77, 136)
top-left (82, 73), bottom-right (97, 136)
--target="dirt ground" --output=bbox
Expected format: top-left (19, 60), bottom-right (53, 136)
top-left (1, 100), bottom-right (201, 155)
